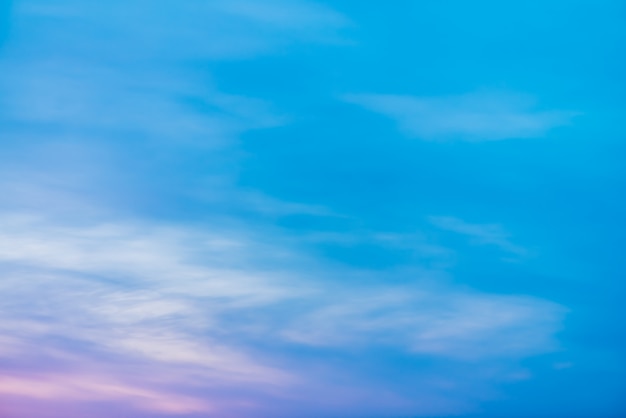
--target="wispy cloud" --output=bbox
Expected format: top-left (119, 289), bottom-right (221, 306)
top-left (281, 285), bottom-right (563, 359)
top-left (0, 2), bottom-right (571, 417)
top-left (429, 216), bottom-right (528, 256)
top-left (215, 0), bottom-right (350, 40)
top-left (343, 90), bottom-right (577, 141)
top-left (0, 0), bottom-right (347, 224)
top-left (1, 0), bottom-right (350, 150)
top-left (0, 61), bottom-right (283, 149)
top-left (0, 209), bottom-right (565, 415)
top-left (11, 0), bottom-right (350, 61)
top-left (0, 373), bottom-right (214, 415)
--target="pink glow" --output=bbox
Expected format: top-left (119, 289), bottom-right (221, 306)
top-left (0, 373), bottom-right (214, 416)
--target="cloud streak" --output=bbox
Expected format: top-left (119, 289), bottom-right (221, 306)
top-left (430, 215), bottom-right (528, 256)
top-left (13, 0), bottom-right (350, 61)
top-left (0, 209), bottom-right (565, 416)
top-left (0, 1), bottom-right (573, 417)
top-left (343, 90), bottom-right (577, 141)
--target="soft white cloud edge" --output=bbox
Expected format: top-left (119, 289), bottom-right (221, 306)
top-left (0, 210), bottom-right (566, 415)
top-left (12, 0), bottom-right (351, 61)
top-left (430, 215), bottom-right (528, 256)
top-left (343, 90), bottom-right (578, 141)
top-left (0, 2), bottom-right (567, 415)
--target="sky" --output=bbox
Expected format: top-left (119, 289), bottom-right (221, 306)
top-left (0, 0), bottom-right (625, 417)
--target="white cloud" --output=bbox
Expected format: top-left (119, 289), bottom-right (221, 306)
top-left (301, 229), bottom-right (456, 268)
top-left (343, 90), bottom-right (577, 141)
top-left (11, 0), bottom-right (350, 61)
top-left (214, 0), bottom-right (349, 34)
top-left (281, 286), bottom-right (564, 360)
top-left (0, 0), bottom-right (353, 226)
top-left (430, 215), bottom-right (528, 256)
top-left (0, 3), bottom-right (569, 415)
top-left (0, 0), bottom-right (349, 152)
top-left (0, 61), bottom-right (282, 149)
top-left (0, 209), bottom-right (565, 415)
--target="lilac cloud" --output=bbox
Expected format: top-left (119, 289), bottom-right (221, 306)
top-left (0, 208), bottom-right (565, 416)
top-left (0, 1), bottom-right (573, 417)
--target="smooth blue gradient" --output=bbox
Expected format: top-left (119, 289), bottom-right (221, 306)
top-left (0, 1), bottom-right (625, 417)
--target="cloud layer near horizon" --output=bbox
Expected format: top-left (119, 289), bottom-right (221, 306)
top-left (0, 209), bottom-right (565, 416)
top-left (4, 0), bottom-right (619, 416)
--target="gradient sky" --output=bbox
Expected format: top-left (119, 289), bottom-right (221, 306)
top-left (0, 1), bottom-right (625, 417)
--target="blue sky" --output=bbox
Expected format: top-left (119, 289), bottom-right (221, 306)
top-left (0, 0), bottom-right (625, 417)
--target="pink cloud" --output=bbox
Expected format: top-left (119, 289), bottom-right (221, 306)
top-left (0, 372), bottom-right (214, 416)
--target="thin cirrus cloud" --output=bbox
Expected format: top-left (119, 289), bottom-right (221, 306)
top-left (10, 0), bottom-right (350, 61)
top-left (0, 373), bottom-right (214, 416)
top-left (0, 1), bottom-right (577, 417)
top-left (281, 286), bottom-right (563, 360)
top-left (1, 0), bottom-right (349, 148)
top-left (430, 215), bottom-right (528, 256)
top-left (0, 208), bottom-right (566, 416)
top-left (343, 90), bottom-right (577, 141)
